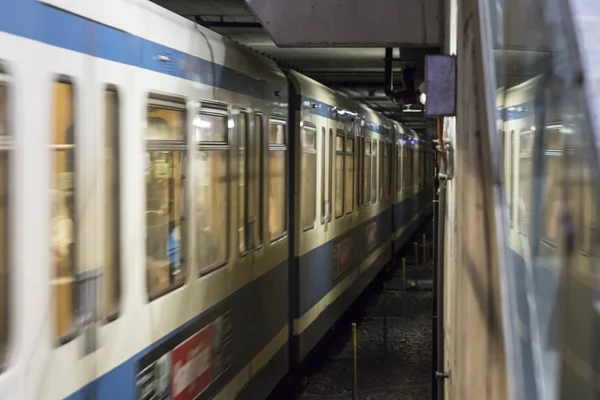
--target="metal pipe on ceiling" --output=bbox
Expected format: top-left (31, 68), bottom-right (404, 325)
top-left (384, 47), bottom-right (418, 106)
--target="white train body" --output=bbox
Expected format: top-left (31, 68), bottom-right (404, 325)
top-left (0, 1), bottom-right (433, 399)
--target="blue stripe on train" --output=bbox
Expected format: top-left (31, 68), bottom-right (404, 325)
top-left (292, 189), bottom-right (431, 320)
top-left (66, 259), bottom-right (289, 399)
top-left (0, 0), bottom-right (286, 102)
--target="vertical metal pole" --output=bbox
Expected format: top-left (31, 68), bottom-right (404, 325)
top-left (423, 234), bottom-right (427, 266)
top-left (383, 283), bottom-right (388, 360)
top-left (352, 322), bottom-right (358, 400)
top-left (414, 242), bottom-right (419, 266)
top-left (414, 242), bottom-right (419, 287)
top-left (402, 258), bottom-right (407, 315)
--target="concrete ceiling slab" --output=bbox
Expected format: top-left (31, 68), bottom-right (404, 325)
top-left (152, 0), bottom-right (434, 130)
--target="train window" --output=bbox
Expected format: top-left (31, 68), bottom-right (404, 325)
top-left (328, 130), bottom-right (333, 219)
top-left (195, 111), bottom-right (229, 274)
top-left (363, 138), bottom-right (372, 206)
top-left (0, 70), bottom-right (9, 362)
top-left (321, 128), bottom-right (326, 223)
top-left (401, 147), bottom-right (406, 191)
top-left (103, 87), bottom-right (120, 318)
top-left (269, 123), bottom-right (285, 144)
top-left (396, 144), bottom-right (401, 193)
top-left (239, 112), bottom-right (248, 253)
top-left (146, 96), bottom-right (186, 296)
top-left (382, 143), bottom-right (390, 197)
top-left (379, 141), bottom-right (384, 199)
top-left (320, 127), bottom-right (333, 224)
top-left (254, 115), bottom-right (263, 247)
top-left (301, 125), bottom-right (317, 230)
top-left (388, 143), bottom-right (393, 196)
top-left (268, 120), bottom-right (287, 240)
top-left (345, 136), bottom-right (354, 214)
top-left (51, 80), bottom-right (76, 338)
top-left (335, 132), bottom-right (344, 218)
top-left (371, 140), bottom-right (377, 203)
top-left (407, 147), bottom-right (413, 190)
top-left (357, 137), bottom-right (363, 207)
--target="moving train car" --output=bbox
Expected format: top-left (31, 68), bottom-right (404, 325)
top-left (501, 75), bottom-right (599, 399)
top-left (287, 71), bottom-right (396, 362)
top-left (0, 0), bottom-right (433, 399)
top-left (391, 120), bottom-right (434, 253)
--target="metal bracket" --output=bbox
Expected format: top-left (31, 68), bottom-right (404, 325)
top-left (436, 371), bottom-right (451, 379)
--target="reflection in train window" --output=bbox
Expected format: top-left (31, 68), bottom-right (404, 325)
top-left (104, 87), bottom-right (120, 318)
top-left (519, 128), bottom-right (533, 234)
top-left (268, 121), bottom-right (286, 240)
top-left (344, 136), bottom-right (354, 214)
top-left (146, 97), bottom-right (186, 296)
top-left (301, 126), bottom-right (317, 230)
top-left (363, 139), bottom-right (372, 206)
top-left (541, 126), bottom-right (563, 244)
top-left (0, 72), bottom-right (9, 362)
top-left (195, 111), bottom-right (229, 274)
top-left (51, 80), bottom-right (76, 339)
top-left (335, 133), bottom-right (344, 218)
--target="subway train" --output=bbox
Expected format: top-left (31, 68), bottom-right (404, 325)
top-left (0, 0), bottom-right (434, 399)
top-left (500, 75), bottom-right (599, 399)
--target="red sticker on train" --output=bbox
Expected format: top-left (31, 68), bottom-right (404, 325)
top-left (171, 325), bottom-right (213, 400)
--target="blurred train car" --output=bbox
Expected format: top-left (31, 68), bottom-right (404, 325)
top-left (287, 71), bottom-right (396, 362)
top-left (391, 120), bottom-right (434, 254)
top-left (0, 0), bottom-right (432, 398)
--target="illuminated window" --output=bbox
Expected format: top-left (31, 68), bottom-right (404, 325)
top-left (51, 80), bottom-right (76, 338)
top-left (145, 95), bottom-right (186, 296)
top-left (268, 120), bottom-right (287, 240)
top-left (344, 136), bottom-right (354, 214)
top-left (363, 138), bottom-right (372, 206)
top-left (301, 125), bottom-right (316, 230)
top-left (335, 132), bottom-right (344, 218)
top-left (195, 110), bottom-right (229, 274)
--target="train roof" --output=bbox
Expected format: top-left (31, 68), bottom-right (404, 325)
top-left (287, 70), bottom-right (357, 113)
top-left (35, 0), bottom-right (288, 91)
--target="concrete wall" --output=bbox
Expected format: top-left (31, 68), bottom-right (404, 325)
top-left (440, 0), bottom-right (510, 397)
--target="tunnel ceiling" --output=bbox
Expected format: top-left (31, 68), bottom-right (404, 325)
top-left (151, 0), bottom-right (441, 132)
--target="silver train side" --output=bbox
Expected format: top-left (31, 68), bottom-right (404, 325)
top-left (0, 1), bottom-right (434, 398)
